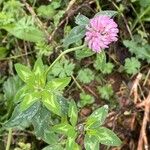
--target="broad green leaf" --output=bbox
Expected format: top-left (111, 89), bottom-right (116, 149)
top-left (75, 14), bottom-right (90, 26)
top-left (0, 47), bottom-right (9, 58)
top-left (95, 10), bottom-right (117, 17)
top-left (44, 130), bottom-right (59, 145)
top-left (33, 57), bottom-right (44, 76)
top-left (3, 76), bottom-right (23, 102)
top-left (66, 137), bottom-right (80, 150)
top-left (57, 95), bottom-right (69, 115)
top-left (96, 127), bottom-right (122, 146)
top-left (37, 5), bottom-right (56, 19)
top-left (20, 92), bottom-right (40, 111)
top-left (86, 105), bottom-right (109, 129)
top-left (63, 26), bottom-right (86, 47)
top-left (84, 134), bottom-right (99, 150)
top-left (14, 85), bottom-right (29, 103)
top-left (33, 58), bottom-right (46, 87)
top-left (138, 0), bottom-right (150, 7)
top-left (2, 24), bottom-right (45, 42)
top-left (42, 145), bottom-right (63, 150)
top-left (52, 123), bottom-right (76, 137)
top-left (75, 47), bottom-right (94, 60)
top-left (42, 90), bottom-right (61, 116)
top-left (15, 64), bottom-right (32, 83)
top-left (4, 102), bottom-right (40, 129)
top-left (32, 105), bottom-right (51, 138)
top-left (46, 77), bottom-right (71, 91)
top-left (68, 100), bottom-right (78, 126)
top-left (123, 39), bottom-right (150, 63)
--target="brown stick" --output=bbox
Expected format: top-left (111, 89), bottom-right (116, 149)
top-left (137, 92), bottom-right (150, 150)
top-left (130, 73), bottom-right (142, 103)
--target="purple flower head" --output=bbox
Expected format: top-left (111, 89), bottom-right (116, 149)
top-left (85, 15), bottom-right (119, 53)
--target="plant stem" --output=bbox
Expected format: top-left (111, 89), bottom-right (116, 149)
top-left (131, 6), bottom-right (150, 31)
top-left (0, 51), bottom-right (34, 61)
top-left (45, 44), bottom-right (86, 75)
top-left (95, 0), bottom-right (101, 11)
top-left (5, 128), bottom-right (12, 150)
top-left (71, 75), bottom-right (85, 93)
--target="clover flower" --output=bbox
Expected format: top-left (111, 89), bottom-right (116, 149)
top-left (85, 15), bottom-right (119, 53)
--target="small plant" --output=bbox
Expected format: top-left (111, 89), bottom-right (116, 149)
top-left (51, 58), bottom-right (75, 78)
top-left (124, 57), bottom-right (141, 75)
top-left (98, 84), bottom-right (114, 100)
top-left (78, 92), bottom-right (95, 108)
top-left (3, 8), bottom-right (121, 150)
top-left (78, 68), bottom-right (95, 84)
top-left (94, 52), bottom-right (114, 74)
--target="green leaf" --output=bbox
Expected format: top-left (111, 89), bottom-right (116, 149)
top-left (33, 58), bottom-right (44, 75)
top-left (37, 5), bottom-right (56, 19)
top-left (46, 77), bottom-right (71, 91)
top-left (63, 26), bottom-right (86, 47)
top-left (44, 130), bottom-right (58, 145)
top-left (86, 105), bottom-right (109, 129)
top-left (3, 76), bottom-right (23, 102)
top-left (75, 47), bottom-right (94, 60)
top-left (98, 84), bottom-right (114, 100)
top-left (4, 102), bottom-right (40, 129)
top-left (138, 0), bottom-right (150, 7)
top-left (15, 64), bottom-right (32, 83)
top-left (123, 39), bottom-right (150, 63)
top-left (78, 93), bottom-right (94, 108)
top-left (78, 68), bottom-right (94, 84)
top-left (0, 47), bottom-right (9, 58)
top-left (84, 134), bottom-right (99, 150)
top-left (75, 14), bottom-right (90, 26)
top-left (96, 127), bottom-right (122, 146)
top-left (42, 90), bottom-right (61, 116)
top-left (51, 59), bottom-right (75, 78)
top-left (57, 95), bottom-right (69, 115)
top-left (33, 58), bottom-right (46, 87)
top-left (42, 145), bottom-right (63, 150)
top-left (32, 105), bottom-right (51, 138)
top-left (54, 10), bottom-right (65, 27)
top-left (66, 137), bottom-right (80, 150)
top-left (19, 92), bottom-right (39, 111)
top-left (124, 57), bottom-right (141, 75)
top-left (52, 123), bottom-right (76, 137)
top-left (94, 52), bottom-right (114, 74)
top-left (68, 100), bottom-right (78, 126)
top-left (95, 10), bottom-right (117, 17)
top-left (2, 23), bottom-right (45, 42)
top-left (14, 85), bottom-right (29, 104)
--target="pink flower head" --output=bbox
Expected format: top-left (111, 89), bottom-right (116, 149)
top-left (85, 15), bottom-right (119, 53)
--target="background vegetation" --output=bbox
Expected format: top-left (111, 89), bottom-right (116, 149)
top-left (0, 0), bottom-right (150, 149)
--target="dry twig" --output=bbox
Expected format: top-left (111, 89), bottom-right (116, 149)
top-left (130, 73), bottom-right (142, 103)
top-left (136, 93), bottom-right (150, 150)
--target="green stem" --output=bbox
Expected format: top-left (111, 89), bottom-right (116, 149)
top-left (95, 0), bottom-right (101, 11)
top-left (131, 6), bottom-right (150, 31)
top-left (5, 128), bottom-right (12, 150)
top-left (0, 51), bottom-right (34, 61)
top-left (45, 44), bottom-right (86, 75)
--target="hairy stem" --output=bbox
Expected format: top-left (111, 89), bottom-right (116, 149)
top-left (46, 44), bottom-right (86, 75)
